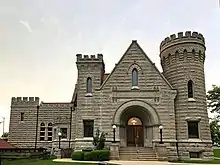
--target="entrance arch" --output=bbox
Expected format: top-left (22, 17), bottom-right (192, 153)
top-left (112, 100), bottom-right (160, 147)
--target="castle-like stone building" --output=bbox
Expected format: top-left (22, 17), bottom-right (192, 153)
top-left (8, 31), bottom-right (212, 160)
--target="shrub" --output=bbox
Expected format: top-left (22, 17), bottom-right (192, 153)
top-left (72, 151), bottom-right (84, 160)
top-left (84, 152), bottom-right (92, 161)
top-left (84, 150), bottom-right (110, 161)
top-left (82, 147), bottom-right (93, 152)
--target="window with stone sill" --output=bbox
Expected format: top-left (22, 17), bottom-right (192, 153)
top-left (188, 80), bottom-right (194, 99)
top-left (188, 121), bottom-right (199, 139)
top-left (40, 122), bottom-right (45, 141)
top-left (60, 128), bottom-right (68, 139)
top-left (86, 77), bottom-right (92, 96)
top-left (132, 68), bottom-right (139, 89)
top-left (47, 123), bottom-right (52, 141)
top-left (83, 120), bottom-right (94, 137)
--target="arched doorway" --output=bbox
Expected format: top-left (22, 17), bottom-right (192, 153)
top-left (113, 100), bottom-right (160, 147)
top-left (127, 117), bottom-right (144, 147)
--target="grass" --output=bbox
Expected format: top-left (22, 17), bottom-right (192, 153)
top-left (214, 148), bottom-right (220, 158)
top-left (174, 158), bottom-right (220, 164)
top-left (2, 159), bottom-right (118, 165)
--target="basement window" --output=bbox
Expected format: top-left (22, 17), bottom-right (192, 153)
top-left (189, 152), bottom-right (201, 158)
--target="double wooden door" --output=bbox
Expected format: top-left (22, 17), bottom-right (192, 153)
top-left (127, 125), bottom-right (144, 147)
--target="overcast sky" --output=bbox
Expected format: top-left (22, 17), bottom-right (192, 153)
top-left (1, 0), bottom-right (220, 136)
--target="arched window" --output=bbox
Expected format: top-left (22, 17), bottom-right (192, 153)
top-left (86, 77), bottom-right (92, 93)
top-left (47, 123), bottom-right (53, 141)
top-left (40, 123), bottom-right (45, 141)
top-left (188, 80), bottom-right (194, 98)
top-left (132, 68), bottom-right (138, 87)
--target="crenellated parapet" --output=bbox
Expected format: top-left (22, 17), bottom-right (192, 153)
top-left (160, 31), bottom-right (205, 54)
top-left (11, 97), bottom-right (40, 105)
top-left (76, 54), bottom-right (103, 63)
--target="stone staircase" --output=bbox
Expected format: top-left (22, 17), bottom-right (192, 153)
top-left (119, 147), bottom-right (158, 161)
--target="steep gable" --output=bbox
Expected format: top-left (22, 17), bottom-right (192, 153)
top-left (100, 40), bottom-right (173, 90)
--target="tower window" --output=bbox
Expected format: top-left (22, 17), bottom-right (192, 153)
top-left (132, 68), bottom-right (138, 87)
top-left (188, 121), bottom-right (199, 138)
top-left (20, 113), bottom-right (24, 121)
top-left (192, 49), bottom-right (195, 55)
top-left (86, 77), bottom-right (92, 94)
top-left (83, 120), bottom-right (94, 137)
top-left (188, 80), bottom-right (194, 98)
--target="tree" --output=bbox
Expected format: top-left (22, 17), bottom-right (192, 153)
top-left (1, 132), bottom-right (9, 138)
top-left (93, 128), bottom-right (106, 150)
top-left (207, 85), bottom-right (220, 115)
top-left (210, 119), bottom-right (220, 145)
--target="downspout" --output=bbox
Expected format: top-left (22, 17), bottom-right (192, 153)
top-left (69, 106), bottom-right (73, 148)
top-left (174, 98), bottom-right (180, 160)
top-left (35, 105), bottom-right (39, 150)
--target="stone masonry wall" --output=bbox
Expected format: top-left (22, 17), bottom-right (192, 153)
top-left (160, 31), bottom-right (212, 159)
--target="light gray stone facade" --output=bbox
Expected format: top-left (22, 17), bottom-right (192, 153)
top-left (8, 31), bottom-right (212, 160)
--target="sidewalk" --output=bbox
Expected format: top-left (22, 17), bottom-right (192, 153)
top-left (53, 158), bottom-right (216, 165)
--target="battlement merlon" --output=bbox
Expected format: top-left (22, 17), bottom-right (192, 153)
top-left (76, 54), bottom-right (103, 63)
top-left (160, 31), bottom-right (205, 53)
top-left (11, 97), bottom-right (40, 105)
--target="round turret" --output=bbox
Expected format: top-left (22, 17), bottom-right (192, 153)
top-left (160, 31), bottom-right (212, 159)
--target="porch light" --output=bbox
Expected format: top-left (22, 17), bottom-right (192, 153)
top-left (112, 125), bottom-right (116, 143)
top-left (131, 118), bottom-right (137, 125)
top-left (159, 125), bottom-right (163, 144)
top-left (58, 132), bottom-right (62, 149)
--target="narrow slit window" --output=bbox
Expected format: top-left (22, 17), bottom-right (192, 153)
top-left (20, 113), bottom-right (24, 121)
top-left (132, 68), bottom-right (138, 87)
top-left (188, 80), bottom-right (194, 98)
top-left (86, 77), bottom-right (92, 93)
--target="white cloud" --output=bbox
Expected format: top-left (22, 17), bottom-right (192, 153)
top-left (19, 20), bottom-right (33, 32)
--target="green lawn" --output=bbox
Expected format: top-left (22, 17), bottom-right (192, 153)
top-left (214, 148), bottom-right (220, 158)
top-left (176, 158), bottom-right (220, 164)
top-left (2, 159), bottom-right (117, 165)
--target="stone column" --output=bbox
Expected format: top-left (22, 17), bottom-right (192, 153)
top-left (109, 143), bottom-right (120, 160)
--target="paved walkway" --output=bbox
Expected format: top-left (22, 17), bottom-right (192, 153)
top-left (53, 158), bottom-right (215, 165)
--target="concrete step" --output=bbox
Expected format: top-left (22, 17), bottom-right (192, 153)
top-left (119, 147), bottom-right (157, 161)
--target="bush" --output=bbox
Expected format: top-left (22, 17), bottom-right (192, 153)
top-left (84, 150), bottom-right (110, 161)
top-left (72, 151), bottom-right (84, 160)
top-left (84, 152), bottom-right (92, 161)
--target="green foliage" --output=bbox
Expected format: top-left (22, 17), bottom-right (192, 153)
top-left (207, 85), bottom-right (220, 115)
top-left (83, 152), bottom-right (92, 161)
top-left (214, 148), bottom-right (220, 158)
top-left (83, 150), bottom-right (110, 161)
top-left (72, 151), bottom-right (84, 160)
top-left (72, 150), bottom-right (110, 161)
top-left (1, 132), bottom-right (9, 137)
top-left (93, 128), bottom-right (107, 150)
top-left (2, 159), bottom-right (117, 165)
top-left (210, 119), bottom-right (220, 145)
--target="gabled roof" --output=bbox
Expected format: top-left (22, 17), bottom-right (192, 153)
top-left (99, 40), bottom-right (174, 90)
top-left (0, 139), bottom-right (16, 149)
